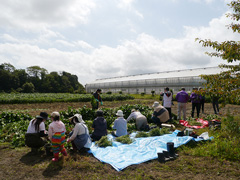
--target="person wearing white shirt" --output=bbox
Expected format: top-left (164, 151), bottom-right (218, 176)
top-left (67, 114), bottom-right (92, 152)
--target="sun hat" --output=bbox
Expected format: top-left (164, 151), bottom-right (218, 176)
top-left (51, 111), bottom-right (60, 118)
top-left (36, 112), bottom-right (49, 120)
top-left (116, 110), bottom-right (124, 117)
top-left (69, 114), bottom-right (85, 123)
top-left (152, 101), bottom-right (160, 108)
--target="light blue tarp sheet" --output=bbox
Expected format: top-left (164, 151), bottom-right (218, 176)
top-left (89, 130), bottom-right (208, 171)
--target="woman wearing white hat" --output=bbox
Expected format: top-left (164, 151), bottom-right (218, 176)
top-left (67, 114), bottom-right (92, 152)
top-left (112, 110), bottom-right (127, 137)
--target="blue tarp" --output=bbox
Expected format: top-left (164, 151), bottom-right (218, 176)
top-left (89, 130), bottom-right (208, 171)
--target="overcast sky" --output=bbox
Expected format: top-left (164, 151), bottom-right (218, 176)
top-left (0, 0), bottom-right (239, 85)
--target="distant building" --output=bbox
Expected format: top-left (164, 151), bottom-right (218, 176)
top-left (86, 67), bottom-right (225, 94)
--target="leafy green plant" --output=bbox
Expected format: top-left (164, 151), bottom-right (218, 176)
top-left (160, 127), bottom-right (170, 134)
top-left (186, 117), bottom-right (203, 126)
top-left (115, 135), bottom-right (133, 144)
top-left (95, 136), bottom-right (112, 147)
top-left (149, 128), bottom-right (161, 136)
top-left (135, 131), bottom-right (149, 138)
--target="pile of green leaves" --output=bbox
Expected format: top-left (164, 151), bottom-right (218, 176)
top-left (95, 136), bottom-right (112, 147)
top-left (149, 128), bottom-right (161, 136)
top-left (135, 131), bottom-right (149, 138)
top-left (186, 117), bottom-right (203, 126)
top-left (115, 135), bottom-right (133, 144)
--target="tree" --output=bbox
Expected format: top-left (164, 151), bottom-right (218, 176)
top-left (22, 82), bottom-right (35, 93)
top-left (196, 0), bottom-right (240, 105)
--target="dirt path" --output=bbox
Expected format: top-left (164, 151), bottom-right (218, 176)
top-left (0, 99), bottom-right (239, 118)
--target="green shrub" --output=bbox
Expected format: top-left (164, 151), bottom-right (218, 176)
top-left (115, 135), bottom-right (133, 144)
top-left (95, 136), bottom-right (112, 147)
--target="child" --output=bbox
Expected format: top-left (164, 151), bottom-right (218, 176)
top-left (48, 111), bottom-right (67, 162)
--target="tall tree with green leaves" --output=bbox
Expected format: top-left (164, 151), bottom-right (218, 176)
top-left (197, 0), bottom-right (240, 105)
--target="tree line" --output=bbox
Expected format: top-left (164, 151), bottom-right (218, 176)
top-left (0, 63), bottom-right (85, 93)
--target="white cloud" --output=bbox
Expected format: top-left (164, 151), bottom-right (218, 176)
top-left (1, 9), bottom-right (239, 85)
top-left (0, 0), bottom-right (96, 31)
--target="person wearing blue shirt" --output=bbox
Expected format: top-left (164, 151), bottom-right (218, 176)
top-left (112, 110), bottom-right (127, 137)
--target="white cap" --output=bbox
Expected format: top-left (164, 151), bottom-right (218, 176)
top-left (116, 110), bottom-right (124, 117)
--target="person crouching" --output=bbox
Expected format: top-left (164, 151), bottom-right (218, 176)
top-left (48, 112), bottom-right (67, 162)
top-left (67, 114), bottom-right (92, 152)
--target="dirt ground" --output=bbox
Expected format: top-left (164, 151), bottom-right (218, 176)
top-left (0, 143), bottom-right (239, 180)
top-left (0, 100), bottom-right (240, 180)
top-left (0, 99), bottom-right (239, 118)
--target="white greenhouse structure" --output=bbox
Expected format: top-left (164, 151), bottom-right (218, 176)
top-left (85, 67), bottom-right (225, 94)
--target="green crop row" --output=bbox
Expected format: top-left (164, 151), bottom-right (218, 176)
top-left (0, 104), bottom-right (153, 147)
top-left (0, 93), bottom-right (134, 104)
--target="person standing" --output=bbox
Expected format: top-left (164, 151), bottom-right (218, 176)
top-left (176, 87), bottom-right (190, 120)
top-left (212, 94), bottom-right (220, 114)
top-left (190, 88), bottom-right (201, 118)
top-left (151, 101), bottom-right (169, 127)
top-left (112, 110), bottom-right (127, 137)
top-left (92, 89), bottom-right (103, 109)
top-left (199, 87), bottom-right (205, 114)
top-left (126, 109), bottom-right (149, 131)
top-left (160, 87), bottom-right (173, 122)
top-left (48, 112), bottom-right (67, 162)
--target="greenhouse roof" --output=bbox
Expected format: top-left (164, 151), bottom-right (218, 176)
top-left (87, 67), bottom-right (225, 84)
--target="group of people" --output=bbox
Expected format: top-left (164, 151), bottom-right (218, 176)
top-left (25, 87), bottom-right (219, 161)
top-left (25, 100), bottom-right (172, 161)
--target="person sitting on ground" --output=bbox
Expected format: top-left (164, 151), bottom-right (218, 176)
top-left (48, 112), bottom-right (67, 162)
top-left (112, 110), bottom-right (127, 137)
top-left (152, 101), bottom-right (169, 127)
top-left (126, 109), bottom-right (149, 131)
top-left (91, 110), bottom-right (107, 142)
top-left (25, 112), bottom-right (49, 153)
top-left (67, 114), bottom-right (92, 152)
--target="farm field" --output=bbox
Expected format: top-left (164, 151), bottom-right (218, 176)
top-left (0, 99), bottom-right (240, 180)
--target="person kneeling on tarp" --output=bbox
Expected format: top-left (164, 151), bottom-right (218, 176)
top-left (67, 114), bottom-right (92, 152)
top-left (127, 109), bottom-right (149, 131)
top-left (152, 101), bottom-right (169, 127)
top-left (25, 112), bottom-right (49, 154)
top-left (112, 110), bottom-right (127, 137)
top-left (91, 110), bottom-right (107, 142)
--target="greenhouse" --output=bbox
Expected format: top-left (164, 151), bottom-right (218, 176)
top-left (85, 67), bottom-right (225, 94)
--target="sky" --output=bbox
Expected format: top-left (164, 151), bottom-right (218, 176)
top-left (0, 0), bottom-right (239, 85)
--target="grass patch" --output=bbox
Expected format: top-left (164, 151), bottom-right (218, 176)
top-left (181, 115), bottom-right (240, 161)
top-left (135, 131), bottom-right (150, 138)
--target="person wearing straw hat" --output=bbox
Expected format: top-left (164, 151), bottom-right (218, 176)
top-left (67, 114), bottom-right (92, 152)
top-left (152, 101), bottom-right (169, 127)
top-left (25, 112), bottom-right (49, 154)
top-left (112, 110), bottom-right (127, 137)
